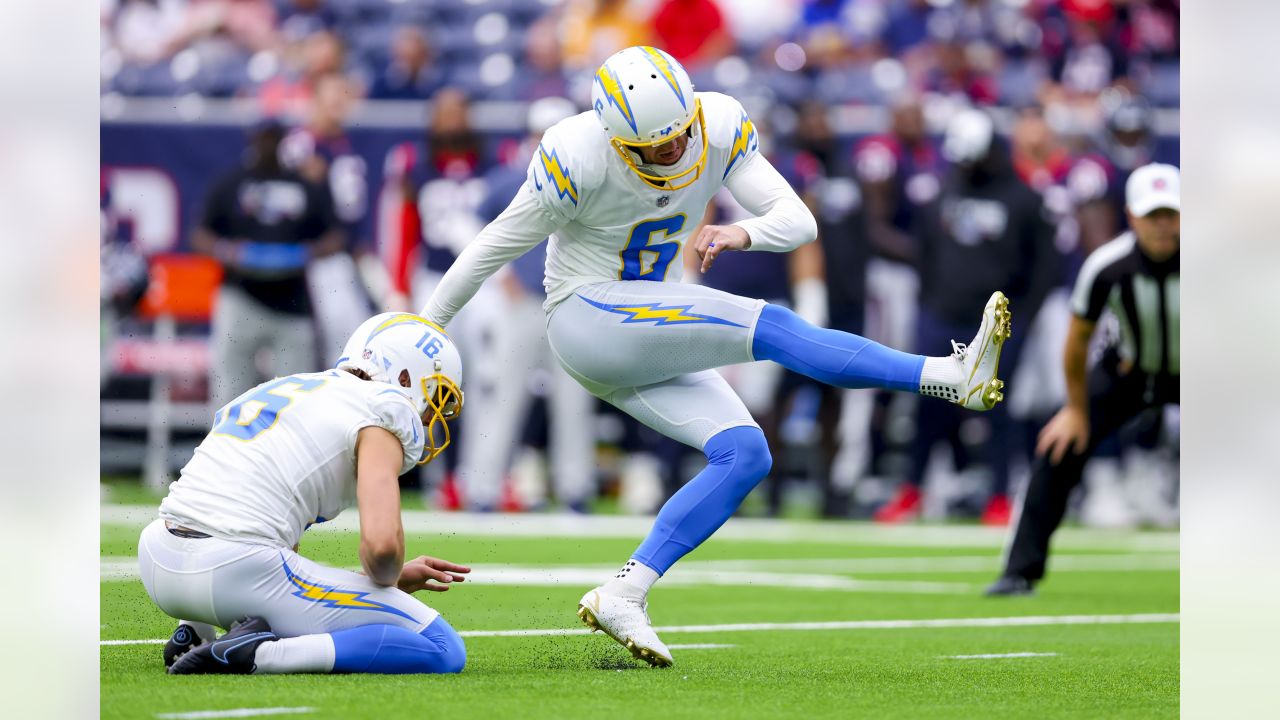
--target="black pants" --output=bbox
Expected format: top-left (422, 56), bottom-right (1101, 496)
top-left (1003, 365), bottom-right (1178, 581)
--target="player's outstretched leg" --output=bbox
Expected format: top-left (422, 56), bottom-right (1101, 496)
top-left (578, 425), bottom-right (771, 668)
top-left (752, 291), bottom-right (1013, 411)
top-left (169, 616), bottom-right (466, 675)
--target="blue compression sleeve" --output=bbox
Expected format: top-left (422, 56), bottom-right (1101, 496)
top-left (238, 242), bottom-right (309, 272)
top-left (330, 617), bottom-right (466, 674)
top-left (632, 426), bottom-right (772, 574)
top-left (751, 303), bottom-right (924, 392)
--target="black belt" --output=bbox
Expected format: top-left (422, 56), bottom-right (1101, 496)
top-left (165, 522), bottom-right (211, 539)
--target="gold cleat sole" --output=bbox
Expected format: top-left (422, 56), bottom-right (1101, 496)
top-left (577, 604), bottom-right (601, 632)
top-left (992, 292), bottom-right (1013, 342)
top-left (576, 604), bottom-right (672, 668)
top-left (625, 638), bottom-right (673, 668)
top-left (982, 378), bottom-right (1005, 409)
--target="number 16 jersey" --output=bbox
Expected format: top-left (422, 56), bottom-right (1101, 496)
top-left (160, 370), bottom-right (425, 550)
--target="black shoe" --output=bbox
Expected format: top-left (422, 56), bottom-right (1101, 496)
top-left (168, 617), bottom-right (277, 675)
top-left (985, 575), bottom-right (1036, 597)
top-left (163, 623), bottom-right (208, 668)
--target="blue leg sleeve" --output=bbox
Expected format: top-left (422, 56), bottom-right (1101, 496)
top-left (751, 303), bottom-right (924, 392)
top-left (632, 426), bottom-right (772, 574)
top-left (331, 617), bottom-right (466, 674)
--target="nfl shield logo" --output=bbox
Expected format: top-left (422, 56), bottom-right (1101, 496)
top-left (657, 195), bottom-right (670, 208)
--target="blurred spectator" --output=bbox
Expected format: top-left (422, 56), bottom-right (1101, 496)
top-left (856, 95), bottom-right (944, 263)
top-left (520, 17), bottom-right (571, 101)
top-left (1040, 0), bottom-right (1131, 105)
top-left (109, 0), bottom-right (187, 64)
top-left (259, 29), bottom-right (348, 116)
top-left (277, 0), bottom-right (337, 46)
top-left (650, 0), bottom-right (734, 69)
top-left (1094, 90), bottom-right (1156, 175)
top-left (192, 121), bottom-right (344, 408)
top-left (280, 72), bottom-right (375, 363)
top-left (560, 0), bottom-right (652, 72)
top-left (369, 27), bottom-right (444, 101)
top-left (925, 39), bottom-right (1000, 105)
top-left (876, 108), bottom-right (1058, 526)
top-left (716, 0), bottom-right (800, 52)
top-left (883, 0), bottom-right (933, 56)
top-left (169, 0), bottom-right (279, 57)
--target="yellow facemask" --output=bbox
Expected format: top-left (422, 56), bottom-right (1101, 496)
top-left (417, 373), bottom-right (464, 465)
top-left (608, 98), bottom-right (708, 192)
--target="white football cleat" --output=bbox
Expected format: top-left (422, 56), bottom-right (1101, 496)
top-left (919, 291), bottom-right (1013, 411)
top-left (577, 587), bottom-right (674, 668)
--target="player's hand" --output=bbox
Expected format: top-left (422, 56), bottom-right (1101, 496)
top-left (692, 224), bottom-right (752, 274)
top-left (1036, 406), bottom-right (1089, 465)
top-left (396, 555), bottom-right (471, 593)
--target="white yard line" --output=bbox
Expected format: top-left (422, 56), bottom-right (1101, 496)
top-left (668, 644), bottom-right (736, 650)
top-left (944, 652), bottom-right (1060, 660)
top-left (102, 613), bottom-right (1178, 646)
top-left (680, 554), bottom-right (1179, 574)
top-left (154, 709), bottom-right (314, 719)
top-left (100, 504), bottom-right (1178, 551)
top-left (100, 559), bottom-right (975, 594)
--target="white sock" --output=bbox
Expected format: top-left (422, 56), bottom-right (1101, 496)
top-left (603, 559), bottom-right (660, 599)
top-left (252, 634), bottom-right (336, 674)
top-left (918, 356), bottom-right (962, 402)
top-left (180, 620), bottom-right (218, 644)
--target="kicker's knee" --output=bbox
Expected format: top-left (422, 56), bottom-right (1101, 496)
top-left (707, 426), bottom-right (772, 481)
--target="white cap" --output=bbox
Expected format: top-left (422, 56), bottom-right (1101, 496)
top-left (1125, 163), bottom-right (1180, 216)
top-left (942, 109), bottom-right (995, 164)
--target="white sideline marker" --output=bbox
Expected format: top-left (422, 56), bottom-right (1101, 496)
top-left (944, 652), bottom-right (1059, 660)
top-left (668, 644), bottom-right (737, 650)
top-left (154, 708), bottom-right (314, 719)
top-left (102, 613), bottom-right (1178, 646)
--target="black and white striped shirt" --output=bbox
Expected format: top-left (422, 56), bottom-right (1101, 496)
top-left (1070, 232), bottom-right (1179, 378)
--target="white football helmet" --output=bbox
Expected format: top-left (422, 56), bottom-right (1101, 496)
top-left (591, 45), bottom-right (707, 191)
top-left (336, 313), bottom-right (464, 465)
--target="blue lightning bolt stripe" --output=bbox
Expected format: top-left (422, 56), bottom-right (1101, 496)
top-left (640, 46), bottom-right (687, 109)
top-left (280, 555), bottom-right (419, 623)
top-left (722, 111), bottom-right (759, 179)
top-left (576, 295), bottom-right (746, 327)
top-left (538, 145), bottom-right (578, 205)
top-left (594, 65), bottom-right (639, 134)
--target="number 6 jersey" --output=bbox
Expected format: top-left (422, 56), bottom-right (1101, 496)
top-left (160, 370), bottom-right (426, 549)
top-left (419, 92), bottom-right (816, 328)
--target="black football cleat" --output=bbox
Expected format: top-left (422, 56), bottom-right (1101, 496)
top-left (984, 575), bottom-right (1036, 597)
top-left (163, 623), bottom-right (208, 668)
top-left (168, 617), bottom-right (278, 675)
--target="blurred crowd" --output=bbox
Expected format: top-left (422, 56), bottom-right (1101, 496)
top-left (101, 0), bottom-right (1179, 528)
top-left (101, 0), bottom-right (1179, 110)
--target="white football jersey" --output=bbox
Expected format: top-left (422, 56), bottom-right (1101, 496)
top-left (528, 91), bottom-right (760, 310)
top-left (160, 370), bottom-right (425, 549)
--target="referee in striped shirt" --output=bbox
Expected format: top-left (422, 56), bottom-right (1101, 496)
top-left (988, 163), bottom-right (1180, 596)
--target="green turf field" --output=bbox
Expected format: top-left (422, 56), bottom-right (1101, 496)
top-left (101, 499), bottom-right (1178, 720)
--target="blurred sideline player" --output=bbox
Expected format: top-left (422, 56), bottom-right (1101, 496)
top-left (280, 71), bottom-right (376, 363)
top-left (193, 120), bottom-right (345, 409)
top-left (140, 313), bottom-right (470, 675)
top-left (417, 46), bottom-right (1013, 667)
top-left (377, 88), bottom-right (498, 508)
top-left (469, 96), bottom-right (597, 511)
top-left (988, 163), bottom-right (1179, 596)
